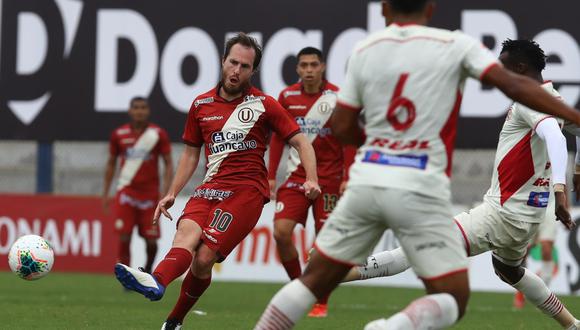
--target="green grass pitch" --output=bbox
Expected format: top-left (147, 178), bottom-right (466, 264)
top-left (1, 272), bottom-right (579, 329)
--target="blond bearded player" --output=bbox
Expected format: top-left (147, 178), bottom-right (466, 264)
top-left (113, 33), bottom-right (321, 330)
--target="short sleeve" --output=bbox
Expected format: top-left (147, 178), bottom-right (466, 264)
top-left (109, 131), bottom-right (119, 156)
top-left (458, 33), bottom-right (501, 80)
top-left (265, 97), bottom-right (301, 141)
top-left (337, 53), bottom-right (363, 112)
top-left (158, 128), bottom-right (172, 154)
top-left (277, 91), bottom-right (287, 109)
top-left (182, 102), bottom-right (203, 147)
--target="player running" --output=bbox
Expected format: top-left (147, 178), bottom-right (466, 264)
top-left (268, 47), bottom-right (353, 318)
top-left (255, 1), bottom-right (580, 329)
top-left (103, 97), bottom-right (173, 274)
top-left (113, 33), bottom-right (321, 330)
top-left (343, 39), bottom-right (580, 330)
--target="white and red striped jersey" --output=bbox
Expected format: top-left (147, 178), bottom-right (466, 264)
top-left (484, 82), bottom-right (564, 223)
top-left (183, 85), bottom-right (301, 199)
top-left (109, 123), bottom-right (171, 198)
top-left (340, 23), bottom-right (499, 200)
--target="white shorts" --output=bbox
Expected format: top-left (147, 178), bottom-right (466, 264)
top-left (537, 196), bottom-right (557, 242)
top-left (454, 202), bottom-right (539, 266)
top-left (315, 186), bottom-right (468, 279)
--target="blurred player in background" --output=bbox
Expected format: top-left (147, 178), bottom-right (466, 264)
top-left (103, 97), bottom-right (173, 274)
top-left (343, 39), bottom-right (580, 330)
top-left (255, 1), bottom-right (580, 329)
top-left (113, 33), bottom-right (321, 330)
top-left (268, 46), bottom-right (355, 317)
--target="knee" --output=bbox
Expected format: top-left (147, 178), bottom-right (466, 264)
top-left (273, 225), bottom-right (293, 246)
top-left (492, 258), bottom-right (524, 285)
top-left (541, 244), bottom-right (553, 261)
top-left (173, 226), bottom-right (196, 250)
top-left (194, 251), bottom-right (217, 274)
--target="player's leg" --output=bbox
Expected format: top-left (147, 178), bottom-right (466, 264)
top-left (255, 186), bottom-right (386, 329)
top-left (366, 190), bottom-right (469, 330)
top-left (273, 184), bottom-right (309, 280)
top-left (167, 187), bottom-right (265, 327)
top-left (307, 185), bottom-right (340, 317)
top-left (113, 192), bottom-right (137, 266)
top-left (492, 254), bottom-right (579, 328)
top-left (342, 247), bottom-right (410, 282)
top-left (115, 197), bottom-right (208, 301)
top-left (164, 243), bottom-right (217, 327)
top-left (539, 240), bottom-right (555, 284)
top-left (137, 200), bottom-right (160, 274)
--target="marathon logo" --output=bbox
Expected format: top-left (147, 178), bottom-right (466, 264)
top-left (203, 230), bottom-right (218, 244)
top-left (194, 97), bottom-right (214, 107)
top-left (283, 90), bottom-right (302, 98)
top-left (243, 94), bottom-right (266, 102)
top-left (527, 192), bottom-right (549, 208)
top-left (201, 115), bottom-right (223, 121)
top-left (362, 151), bottom-right (428, 170)
top-left (193, 188), bottom-right (234, 200)
top-left (295, 117), bottom-right (331, 137)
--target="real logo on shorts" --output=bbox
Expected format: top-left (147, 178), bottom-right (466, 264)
top-left (275, 201), bottom-right (284, 213)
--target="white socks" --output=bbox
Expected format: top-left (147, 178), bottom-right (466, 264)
top-left (366, 293), bottom-right (459, 330)
top-left (512, 268), bottom-right (562, 316)
top-left (255, 279), bottom-right (316, 330)
top-left (358, 248), bottom-right (410, 280)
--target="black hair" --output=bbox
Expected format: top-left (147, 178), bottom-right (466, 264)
top-left (223, 32), bottom-right (263, 71)
top-left (130, 96), bottom-right (148, 108)
top-left (500, 39), bottom-right (547, 72)
top-left (388, 0), bottom-right (430, 14)
top-left (297, 47), bottom-right (324, 62)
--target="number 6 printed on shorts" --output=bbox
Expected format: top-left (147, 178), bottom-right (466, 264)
top-left (387, 73), bottom-right (416, 131)
top-left (209, 208), bottom-right (234, 232)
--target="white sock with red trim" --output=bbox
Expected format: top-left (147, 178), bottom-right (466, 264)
top-left (254, 279), bottom-right (316, 330)
top-left (358, 248), bottom-right (410, 280)
top-left (512, 268), bottom-right (577, 327)
top-left (365, 293), bottom-right (458, 330)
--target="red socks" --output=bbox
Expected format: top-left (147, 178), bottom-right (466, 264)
top-left (168, 270), bottom-right (212, 322)
top-left (117, 239), bottom-right (131, 265)
top-left (282, 258), bottom-right (302, 280)
top-left (153, 248), bottom-right (193, 287)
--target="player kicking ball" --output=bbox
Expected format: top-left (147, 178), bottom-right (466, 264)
top-left (255, 0), bottom-right (580, 328)
top-left (344, 39), bottom-right (580, 330)
top-left (113, 33), bottom-right (321, 330)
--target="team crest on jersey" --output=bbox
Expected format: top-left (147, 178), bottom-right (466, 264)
top-left (237, 108), bottom-right (255, 123)
top-left (194, 97), bottom-right (214, 107)
top-left (318, 102), bottom-right (332, 114)
top-left (275, 201), bottom-right (285, 213)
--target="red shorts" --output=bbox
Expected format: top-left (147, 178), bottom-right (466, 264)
top-left (114, 191), bottom-right (160, 239)
top-left (179, 185), bottom-right (266, 261)
top-left (274, 181), bottom-right (340, 233)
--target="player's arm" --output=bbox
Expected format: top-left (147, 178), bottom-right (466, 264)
top-left (268, 132), bottom-right (285, 198)
top-left (331, 105), bottom-right (365, 146)
top-left (154, 145), bottom-right (201, 222)
top-left (535, 118), bottom-right (575, 229)
top-left (102, 154), bottom-right (117, 213)
top-left (287, 133), bottom-right (321, 200)
top-left (574, 136), bottom-right (580, 202)
top-left (483, 66), bottom-right (580, 125)
top-left (161, 152), bottom-right (174, 196)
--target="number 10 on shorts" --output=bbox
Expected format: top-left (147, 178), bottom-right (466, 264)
top-left (209, 209), bottom-right (234, 232)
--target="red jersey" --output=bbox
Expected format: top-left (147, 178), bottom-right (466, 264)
top-left (183, 85), bottom-right (301, 199)
top-left (269, 81), bottom-right (345, 186)
top-left (109, 123), bottom-right (171, 197)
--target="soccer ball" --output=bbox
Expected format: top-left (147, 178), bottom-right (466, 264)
top-left (8, 235), bottom-right (54, 280)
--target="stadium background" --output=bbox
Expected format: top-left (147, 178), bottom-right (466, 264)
top-left (1, 0), bottom-right (580, 297)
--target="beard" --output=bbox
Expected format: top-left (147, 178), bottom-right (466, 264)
top-left (220, 72), bottom-right (250, 96)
